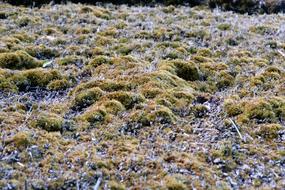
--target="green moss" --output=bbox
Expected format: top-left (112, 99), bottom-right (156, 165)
top-left (12, 33), bottom-right (34, 42)
top-left (159, 60), bottom-right (199, 81)
top-left (33, 112), bottom-right (63, 132)
top-left (115, 44), bottom-right (137, 55)
top-left (81, 107), bottom-right (107, 124)
top-left (197, 48), bottom-right (213, 57)
top-left (102, 99), bottom-right (125, 115)
top-left (216, 71), bottom-right (235, 89)
top-left (10, 68), bottom-right (62, 91)
top-left (105, 91), bottom-right (145, 109)
top-left (164, 176), bottom-right (187, 190)
top-left (256, 124), bottom-right (282, 139)
top-left (186, 29), bottom-right (210, 40)
top-left (268, 97), bottom-right (285, 119)
top-left (25, 45), bottom-right (60, 59)
top-left (80, 6), bottom-right (94, 13)
top-left (162, 5), bottom-right (175, 13)
top-left (109, 181), bottom-right (126, 190)
top-left (224, 99), bottom-right (243, 117)
top-left (89, 56), bottom-right (111, 67)
top-left (57, 56), bottom-right (82, 66)
top-left (15, 16), bottom-right (34, 27)
top-left (95, 36), bottom-right (113, 46)
top-left (192, 104), bottom-right (208, 117)
top-left (130, 105), bottom-right (176, 126)
top-left (246, 99), bottom-right (275, 122)
top-left (47, 79), bottom-right (70, 91)
top-left (146, 106), bottom-right (176, 124)
top-left (0, 51), bottom-right (42, 70)
top-left (73, 87), bottom-right (104, 110)
top-left (93, 7), bottom-right (111, 19)
top-left (249, 25), bottom-right (273, 35)
top-left (11, 131), bottom-right (31, 149)
top-left (217, 23), bottom-right (231, 31)
top-left (91, 47), bottom-right (105, 56)
top-left (140, 87), bottom-right (163, 99)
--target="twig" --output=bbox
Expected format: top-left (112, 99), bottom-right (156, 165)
top-left (278, 49), bottom-right (285, 58)
top-left (93, 176), bottom-right (102, 190)
top-left (229, 118), bottom-right (243, 141)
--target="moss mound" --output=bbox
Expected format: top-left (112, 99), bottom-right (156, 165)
top-left (159, 60), bottom-right (200, 81)
top-left (33, 112), bottom-right (63, 132)
top-left (73, 87), bottom-right (104, 110)
top-left (0, 51), bottom-right (42, 70)
top-left (105, 91), bottom-right (145, 109)
top-left (11, 68), bottom-right (62, 91)
top-left (81, 107), bottom-right (107, 124)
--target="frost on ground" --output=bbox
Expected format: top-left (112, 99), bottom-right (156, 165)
top-left (0, 2), bottom-right (284, 189)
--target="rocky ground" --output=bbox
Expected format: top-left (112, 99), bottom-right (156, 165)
top-left (0, 2), bottom-right (284, 190)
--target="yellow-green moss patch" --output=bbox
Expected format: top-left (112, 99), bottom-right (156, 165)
top-left (0, 51), bottom-right (42, 70)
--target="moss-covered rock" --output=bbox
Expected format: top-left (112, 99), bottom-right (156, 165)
top-left (0, 51), bottom-right (42, 70)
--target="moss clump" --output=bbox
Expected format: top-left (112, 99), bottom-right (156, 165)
top-left (159, 60), bottom-right (199, 81)
top-left (25, 45), bottom-right (60, 59)
top-left (89, 56), bottom-right (111, 67)
top-left (0, 51), bottom-right (42, 70)
top-left (246, 99), bottom-right (275, 122)
top-left (164, 176), bottom-right (187, 190)
top-left (192, 104), bottom-right (208, 118)
top-left (33, 112), bottom-right (63, 132)
top-left (249, 25), bottom-right (273, 35)
top-left (130, 105), bottom-right (176, 126)
top-left (224, 99), bottom-right (243, 117)
top-left (73, 87), bottom-right (104, 110)
top-left (102, 99), bottom-right (125, 115)
top-left (57, 56), bottom-right (82, 66)
top-left (146, 106), bottom-right (176, 124)
top-left (216, 71), bottom-right (235, 89)
top-left (105, 91), bottom-right (145, 109)
top-left (11, 131), bottom-right (31, 149)
top-left (109, 181), bottom-right (126, 190)
top-left (47, 79), bottom-right (70, 91)
top-left (81, 107), bottom-right (107, 124)
top-left (10, 68), bottom-right (62, 91)
top-left (140, 87), bottom-right (163, 99)
top-left (217, 23), bottom-right (231, 31)
top-left (256, 124), bottom-right (282, 140)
